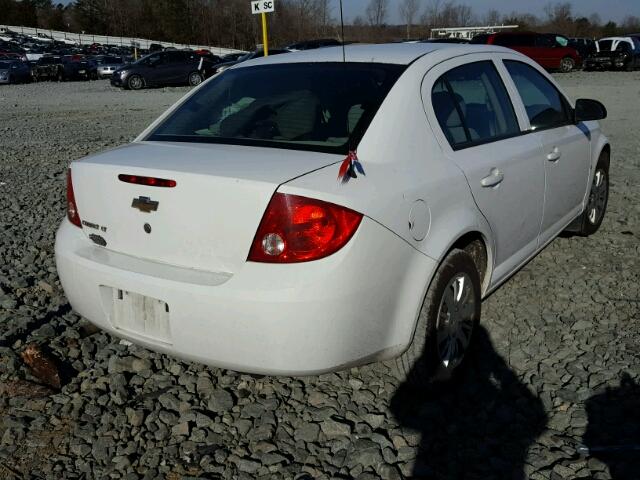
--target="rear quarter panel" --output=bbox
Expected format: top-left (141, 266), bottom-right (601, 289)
top-left (280, 53), bottom-right (494, 274)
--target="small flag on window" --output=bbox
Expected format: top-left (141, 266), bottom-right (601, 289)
top-left (338, 151), bottom-right (365, 184)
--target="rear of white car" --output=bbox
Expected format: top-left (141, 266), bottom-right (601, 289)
top-left (56, 50), bottom-right (439, 374)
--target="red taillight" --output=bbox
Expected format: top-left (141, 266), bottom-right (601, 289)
top-left (248, 193), bottom-right (363, 263)
top-left (66, 169), bottom-right (81, 228)
top-left (118, 174), bottom-right (176, 188)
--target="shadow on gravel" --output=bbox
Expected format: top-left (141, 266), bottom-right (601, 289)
top-left (390, 326), bottom-right (547, 479)
top-left (582, 373), bottom-right (640, 479)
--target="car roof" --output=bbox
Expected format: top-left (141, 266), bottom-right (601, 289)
top-left (237, 43), bottom-right (508, 68)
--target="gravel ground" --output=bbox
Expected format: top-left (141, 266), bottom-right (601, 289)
top-left (0, 74), bottom-right (638, 480)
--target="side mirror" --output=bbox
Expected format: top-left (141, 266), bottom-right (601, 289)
top-left (575, 98), bottom-right (607, 122)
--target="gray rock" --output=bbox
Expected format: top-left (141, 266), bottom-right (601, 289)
top-left (207, 389), bottom-right (234, 413)
top-left (294, 423), bottom-right (320, 443)
top-left (320, 419), bottom-right (351, 437)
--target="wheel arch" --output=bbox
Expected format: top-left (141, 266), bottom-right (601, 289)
top-left (440, 230), bottom-right (493, 296)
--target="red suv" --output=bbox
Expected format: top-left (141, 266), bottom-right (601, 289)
top-left (471, 32), bottom-right (581, 72)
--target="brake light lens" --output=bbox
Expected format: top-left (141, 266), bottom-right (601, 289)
top-left (248, 193), bottom-right (363, 263)
top-left (66, 169), bottom-right (81, 228)
top-left (118, 174), bottom-right (176, 187)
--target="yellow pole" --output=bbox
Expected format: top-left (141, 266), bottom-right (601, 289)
top-left (261, 12), bottom-right (269, 56)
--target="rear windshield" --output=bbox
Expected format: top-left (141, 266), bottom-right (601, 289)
top-left (147, 62), bottom-right (405, 154)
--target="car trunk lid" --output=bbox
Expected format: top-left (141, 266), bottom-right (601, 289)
top-left (71, 141), bottom-right (341, 273)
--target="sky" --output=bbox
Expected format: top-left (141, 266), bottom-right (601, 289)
top-left (56, 0), bottom-right (639, 25)
top-left (339, 0), bottom-right (639, 24)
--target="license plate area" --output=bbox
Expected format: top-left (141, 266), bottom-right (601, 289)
top-left (106, 287), bottom-right (172, 344)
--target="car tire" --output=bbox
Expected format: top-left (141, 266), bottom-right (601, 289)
top-left (127, 74), bottom-right (144, 90)
top-left (7, 75), bottom-right (13, 85)
top-left (394, 249), bottom-right (481, 388)
top-left (559, 56), bottom-right (575, 73)
top-left (188, 71), bottom-right (203, 86)
top-left (573, 151), bottom-right (610, 236)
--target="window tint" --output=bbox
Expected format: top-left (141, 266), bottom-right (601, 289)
top-left (148, 63), bottom-right (404, 154)
top-left (598, 40), bottom-right (613, 51)
top-left (504, 61), bottom-right (569, 130)
top-left (431, 61), bottom-right (520, 148)
top-left (495, 34), bottom-right (534, 47)
top-left (616, 41), bottom-right (632, 52)
top-left (535, 35), bottom-right (555, 47)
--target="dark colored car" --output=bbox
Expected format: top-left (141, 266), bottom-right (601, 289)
top-left (220, 52), bottom-right (245, 62)
top-left (471, 32), bottom-right (581, 72)
top-left (0, 59), bottom-right (31, 84)
top-left (111, 50), bottom-right (216, 90)
top-left (32, 55), bottom-right (98, 81)
top-left (211, 49), bottom-right (289, 76)
top-left (284, 38), bottom-right (342, 51)
top-left (585, 37), bottom-right (640, 71)
top-left (569, 37), bottom-right (597, 58)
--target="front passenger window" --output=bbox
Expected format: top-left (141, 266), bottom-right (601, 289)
top-left (504, 60), bottom-right (570, 130)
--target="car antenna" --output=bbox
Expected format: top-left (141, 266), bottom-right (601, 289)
top-left (339, 0), bottom-right (351, 149)
top-left (339, 0), bottom-right (346, 63)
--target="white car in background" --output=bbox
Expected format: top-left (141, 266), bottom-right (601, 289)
top-left (56, 43), bottom-right (610, 385)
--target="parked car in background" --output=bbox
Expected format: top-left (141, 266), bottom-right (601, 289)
top-left (220, 52), bottom-right (246, 62)
top-left (95, 55), bottom-right (126, 79)
top-left (424, 38), bottom-right (469, 44)
top-left (569, 37), bottom-right (597, 59)
top-left (57, 43), bottom-right (609, 384)
top-left (32, 55), bottom-right (98, 81)
top-left (585, 37), bottom-right (640, 71)
top-left (471, 32), bottom-right (581, 72)
top-left (193, 49), bottom-right (222, 64)
top-left (0, 59), bottom-right (31, 84)
top-left (111, 50), bottom-right (216, 89)
top-left (284, 38), bottom-right (342, 51)
top-left (212, 48), bottom-right (289, 75)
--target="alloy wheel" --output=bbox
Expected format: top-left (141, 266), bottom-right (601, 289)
top-left (189, 72), bottom-right (202, 86)
top-left (129, 76), bottom-right (143, 90)
top-left (436, 272), bottom-right (476, 370)
top-left (587, 168), bottom-right (608, 225)
top-left (561, 57), bottom-right (574, 73)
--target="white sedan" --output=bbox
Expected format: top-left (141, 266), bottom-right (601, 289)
top-left (55, 43), bottom-right (610, 385)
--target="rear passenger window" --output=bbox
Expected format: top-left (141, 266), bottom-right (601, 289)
top-left (504, 61), bottom-right (570, 130)
top-left (431, 61), bottom-right (520, 149)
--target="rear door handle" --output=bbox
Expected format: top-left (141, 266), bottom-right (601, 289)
top-left (547, 147), bottom-right (561, 162)
top-left (480, 168), bottom-right (504, 188)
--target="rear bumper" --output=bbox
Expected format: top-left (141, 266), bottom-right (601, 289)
top-left (55, 218), bottom-right (435, 375)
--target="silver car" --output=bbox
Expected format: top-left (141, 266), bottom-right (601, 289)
top-left (96, 56), bottom-right (126, 79)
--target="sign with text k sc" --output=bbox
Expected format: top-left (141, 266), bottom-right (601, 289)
top-left (251, 1), bottom-right (275, 14)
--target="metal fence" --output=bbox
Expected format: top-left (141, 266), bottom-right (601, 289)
top-left (0, 24), bottom-right (244, 55)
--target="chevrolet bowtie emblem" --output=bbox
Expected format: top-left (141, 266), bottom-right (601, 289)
top-left (131, 196), bottom-right (159, 213)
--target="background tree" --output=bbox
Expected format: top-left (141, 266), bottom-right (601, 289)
top-left (366, 0), bottom-right (389, 28)
top-left (399, 0), bottom-right (420, 39)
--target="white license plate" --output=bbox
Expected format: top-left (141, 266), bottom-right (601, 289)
top-left (110, 288), bottom-right (171, 344)
top-left (79, 69), bottom-right (86, 74)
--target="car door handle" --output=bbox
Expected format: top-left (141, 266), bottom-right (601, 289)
top-left (480, 169), bottom-right (504, 188)
top-left (547, 147), bottom-right (561, 162)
